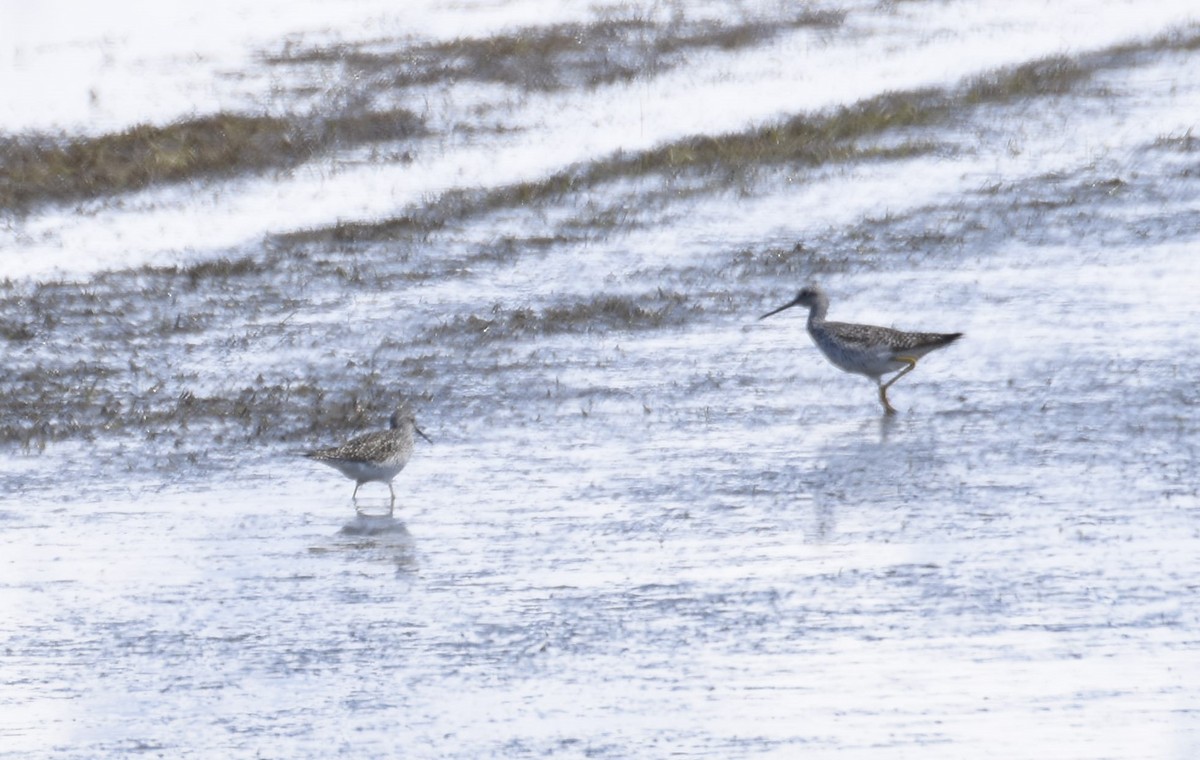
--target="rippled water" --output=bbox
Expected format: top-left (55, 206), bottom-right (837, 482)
top-left (3, 0), bottom-right (1200, 757)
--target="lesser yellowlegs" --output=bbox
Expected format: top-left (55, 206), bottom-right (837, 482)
top-left (760, 285), bottom-right (962, 414)
top-left (304, 408), bottom-right (432, 514)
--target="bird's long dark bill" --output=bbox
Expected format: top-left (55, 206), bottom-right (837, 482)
top-left (759, 298), bottom-right (801, 320)
top-left (415, 425), bottom-right (433, 444)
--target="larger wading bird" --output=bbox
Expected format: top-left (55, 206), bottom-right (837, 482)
top-left (760, 285), bottom-right (962, 414)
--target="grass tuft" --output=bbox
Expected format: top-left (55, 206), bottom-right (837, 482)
top-left (0, 115), bottom-right (308, 211)
top-left (266, 10), bottom-right (845, 93)
top-left (0, 109), bottom-right (424, 212)
top-left (426, 291), bottom-right (697, 345)
top-left (964, 57), bottom-right (1089, 103)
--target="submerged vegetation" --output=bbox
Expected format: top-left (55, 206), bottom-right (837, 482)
top-left (280, 54), bottom-right (1111, 246)
top-left (0, 9), bottom-right (845, 214)
top-left (1, 115), bottom-right (300, 211)
top-left (265, 9), bottom-right (845, 92)
top-left (429, 291), bottom-right (698, 345)
top-left (5, 17), bottom-right (1194, 216)
top-left (0, 253), bottom-right (691, 452)
top-left (0, 109), bottom-right (423, 212)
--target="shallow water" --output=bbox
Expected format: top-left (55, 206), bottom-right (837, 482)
top-left (3, 0), bottom-right (1200, 757)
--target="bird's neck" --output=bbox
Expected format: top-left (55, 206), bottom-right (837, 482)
top-left (806, 294), bottom-right (829, 329)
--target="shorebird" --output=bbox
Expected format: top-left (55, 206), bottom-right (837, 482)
top-left (304, 408), bottom-right (431, 514)
top-left (759, 285), bottom-right (962, 414)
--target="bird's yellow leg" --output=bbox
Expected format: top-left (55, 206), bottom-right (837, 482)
top-left (877, 382), bottom-right (898, 415)
top-left (881, 357), bottom-right (918, 392)
top-left (877, 357), bottom-right (918, 414)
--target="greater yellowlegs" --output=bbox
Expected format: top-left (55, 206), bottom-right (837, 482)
top-left (304, 408), bottom-right (432, 514)
top-left (760, 285), bottom-right (962, 414)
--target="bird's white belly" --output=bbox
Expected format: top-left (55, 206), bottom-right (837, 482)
top-left (328, 460), bottom-right (405, 483)
top-left (815, 337), bottom-right (905, 378)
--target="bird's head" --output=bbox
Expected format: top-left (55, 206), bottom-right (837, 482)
top-left (390, 407), bottom-right (433, 444)
top-left (760, 285), bottom-right (824, 320)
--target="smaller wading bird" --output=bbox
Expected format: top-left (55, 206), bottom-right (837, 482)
top-left (304, 408), bottom-right (432, 515)
top-left (759, 285), bottom-right (962, 414)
